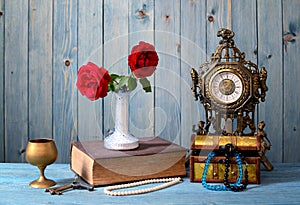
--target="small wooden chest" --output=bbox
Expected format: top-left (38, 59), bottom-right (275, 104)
top-left (189, 134), bottom-right (261, 184)
top-left (189, 154), bottom-right (260, 184)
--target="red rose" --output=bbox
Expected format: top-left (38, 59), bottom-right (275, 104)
top-left (128, 41), bottom-right (159, 78)
top-left (76, 62), bottom-right (111, 101)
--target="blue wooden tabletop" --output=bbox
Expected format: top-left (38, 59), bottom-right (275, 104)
top-left (0, 163), bottom-right (300, 205)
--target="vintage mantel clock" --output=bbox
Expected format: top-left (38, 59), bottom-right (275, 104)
top-left (191, 28), bottom-right (268, 136)
top-left (189, 28), bottom-right (273, 185)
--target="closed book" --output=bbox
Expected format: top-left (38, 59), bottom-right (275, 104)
top-left (70, 136), bottom-right (188, 186)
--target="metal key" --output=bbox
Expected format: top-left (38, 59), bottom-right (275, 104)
top-left (45, 183), bottom-right (73, 195)
top-left (73, 181), bottom-right (94, 191)
top-left (45, 175), bottom-right (94, 195)
top-left (72, 174), bottom-right (94, 191)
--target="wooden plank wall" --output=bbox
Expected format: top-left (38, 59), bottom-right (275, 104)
top-left (0, 0), bottom-right (299, 163)
top-left (0, 0), bottom-right (4, 162)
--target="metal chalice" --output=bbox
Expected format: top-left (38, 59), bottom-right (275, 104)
top-left (25, 138), bottom-right (58, 188)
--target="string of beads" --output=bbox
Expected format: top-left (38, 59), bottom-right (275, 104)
top-left (223, 144), bottom-right (248, 191)
top-left (104, 177), bottom-right (182, 196)
top-left (202, 143), bottom-right (248, 192)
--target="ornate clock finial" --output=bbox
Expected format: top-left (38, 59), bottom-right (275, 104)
top-left (217, 28), bottom-right (235, 45)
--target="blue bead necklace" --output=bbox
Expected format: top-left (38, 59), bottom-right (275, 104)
top-left (201, 144), bottom-right (248, 192)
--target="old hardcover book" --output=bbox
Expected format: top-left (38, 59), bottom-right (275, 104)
top-left (70, 136), bottom-right (188, 186)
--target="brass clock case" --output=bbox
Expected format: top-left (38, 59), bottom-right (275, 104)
top-left (202, 62), bottom-right (253, 113)
top-left (191, 28), bottom-right (268, 136)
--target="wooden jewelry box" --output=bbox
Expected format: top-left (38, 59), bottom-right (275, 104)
top-left (190, 154), bottom-right (260, 184)
top-left (189, 135), bottom-right (261, 184)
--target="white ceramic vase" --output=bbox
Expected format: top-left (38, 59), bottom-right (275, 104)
top-left (104, 90), bottom-right (139, 150)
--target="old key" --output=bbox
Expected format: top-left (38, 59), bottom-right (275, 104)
top-left (45, 184), bottom-right (73, 195)
top-left (45, 175), bottom-right (94, 195)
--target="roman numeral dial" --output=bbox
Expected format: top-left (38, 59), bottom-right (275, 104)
top-left (210, 71), bottom-right (243, 104)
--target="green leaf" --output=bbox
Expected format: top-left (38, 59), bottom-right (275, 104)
top-left (108, 81), bottom-right (118, 92)
top-left (139, 78), bottom-right (152, 92)
top-left (119, 76), bottom-right (129, 89)
top-left (128, 77), bottom-right (137, 91)
top-left (110, 74), bottom-right (120, 81)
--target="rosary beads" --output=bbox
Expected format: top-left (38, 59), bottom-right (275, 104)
top-left (223, 145), bottom-right (248, 191)
top-left (202, 143), bottom-right (248, 192)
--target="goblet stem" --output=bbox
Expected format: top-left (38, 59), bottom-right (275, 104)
top-left (37, 166), bottom-right (46, 182)
top-left (29, 165), bottom-right (56, 188)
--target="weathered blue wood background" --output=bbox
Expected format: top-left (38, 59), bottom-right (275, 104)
top-left (0, 0), bottom-right (299, 163)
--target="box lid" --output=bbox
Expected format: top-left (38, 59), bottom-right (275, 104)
top-left (190, 134), bottom-right (261, 151)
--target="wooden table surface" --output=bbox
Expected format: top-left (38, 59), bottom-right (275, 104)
top-left (0, 163), bottom-right (299, 205)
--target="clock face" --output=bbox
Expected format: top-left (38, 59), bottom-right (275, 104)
top-left (210, 71), bottom-right (243, 104)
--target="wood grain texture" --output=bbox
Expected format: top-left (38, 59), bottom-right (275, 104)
top-left (283, 0), bottom-right (300, 162)
top-left (28, 0), bottom-right (53, 140)
top-left (0, 0), bottom-right (4, 162)
top-left (1, 163), bottom-right (300, 204)
top-left (4, 0), bottom-right (29, 162)
top-left (257, 0), bottom-right (283, 163)
top-left (77, 0), bottom-right (104, 141)
top-left (53, 0), bottom-right (78, 163)
top-left (154, 0), bottom-right (181, 144)
top-left (231, 0), bottom-right (257, 63)
top-left (0, 0), bottom-right (300, 163)
top-left (180, 0), bottom-right (207, 147)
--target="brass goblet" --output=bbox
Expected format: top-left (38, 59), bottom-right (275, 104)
top-left (25, 138), bottom-right (58, 188)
